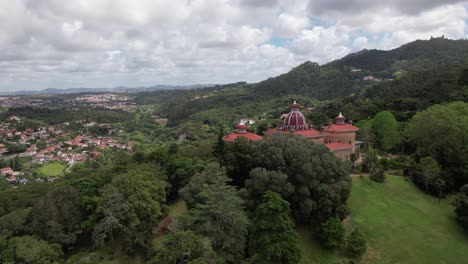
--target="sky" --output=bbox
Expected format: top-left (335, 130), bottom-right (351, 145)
top-left (0, 0), bottom-right (467, 91)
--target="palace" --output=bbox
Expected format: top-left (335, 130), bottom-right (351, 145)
top-left (223, 101), bottom-right (360, 161)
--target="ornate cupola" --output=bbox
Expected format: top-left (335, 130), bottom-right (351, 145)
top-left (281, 100), bottom-right (308, 131)
top-left (236, 120), bottom-right (248, 134)
top-left (335, 112), bottom-right (346, 125)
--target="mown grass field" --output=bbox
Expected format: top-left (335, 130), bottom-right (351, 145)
top-left (299, 176), bottom-right (468, 264)
top-left (38, 161), bottom-right (66, 176)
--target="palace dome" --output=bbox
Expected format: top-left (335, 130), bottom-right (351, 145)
top-left (281, 101), bottom-right (308, 131)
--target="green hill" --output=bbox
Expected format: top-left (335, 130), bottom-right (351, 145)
top-left (140, 38), bottom-right (468, 125)
top-left (299, 176), bottom-right (468, 263)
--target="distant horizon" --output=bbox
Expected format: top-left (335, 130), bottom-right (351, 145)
top-left (1, 0), bottom-right (467, 92)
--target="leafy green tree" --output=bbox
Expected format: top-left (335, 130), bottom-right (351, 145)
top-left (244, 134), bottom-right (351, 222)
top-left (418, 156), bottom-right (441, 193)
top-left (455, 184), bottom-right (468, 229)
top-left (0, 208), bottom-right (30, 237)
top-left (306, 112), bottom-right (330, 130)
top-left (0, 236), bottom-right (16, 264)
top-left (12, 236), bottom-right (63, 264)
top-left (179, 163), bottom-right (230, 208)
top-left (165, 157), bottom-right (196, 201)
top-left (109, 167), bottom-right (167, 252)
top-left (150, 231), bottom-right (219, 264)
top-left (240, 167), bottom-right (294, 210)
top-left (92, 187), bottom-right (129, 247)
top-left (213, 126), bottom-right (226, 159)
top-left (183, 163), bottom-right (250, 263)
top-left (249, 191), bottom-right (301, 264)
top-left (346, 228), bottom-right (367, 258)
top-left (372, 111), bottom-right (400, 152)
top-left (409, 102), bottom-right (468, 189)
top-left (318, 218), bottom-right (345, 248)
top-left (29, 187), bottom-right (83, 247)
top-left (434, 178), bottom-right (446, 202)
top-left (222, 137), bottom-right (256, 187)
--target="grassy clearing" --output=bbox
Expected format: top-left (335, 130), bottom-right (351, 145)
top-left (37, 161), bottom-right (66, 176)
top-left (298, 176), bottom-right (468, 263)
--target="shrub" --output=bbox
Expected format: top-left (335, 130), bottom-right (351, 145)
top-left (346, 228), bottom-right (367, 258)
top-left (318, 218), bottom-right (345, 248)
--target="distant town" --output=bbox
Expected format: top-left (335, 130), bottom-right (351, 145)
top-left (0, 114), bottom-right (132, 185)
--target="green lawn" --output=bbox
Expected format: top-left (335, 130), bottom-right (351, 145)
top-left (38, 162), bottom-right (66, 176)
top-left (299, 176), bottom-right (468, 263)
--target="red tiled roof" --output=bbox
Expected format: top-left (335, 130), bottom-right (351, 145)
top-left (325, 142), bottom-right (353, 151)
top-left (222, 132), bottom-right (262, 142)
top-left (325, 124), bottom-right (358, 132)
top-left (293, 129), bottom-right (326, 138)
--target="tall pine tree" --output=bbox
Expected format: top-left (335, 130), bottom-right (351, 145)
top-left (249, 191), bottom-right (301, 264)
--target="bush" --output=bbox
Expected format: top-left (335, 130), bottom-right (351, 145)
top-left (318, 218), bottom-right (345, 248)
top-left (346, 228), bottom-right (367, 258)
top-left (370, 168), bottom-right (385, 183)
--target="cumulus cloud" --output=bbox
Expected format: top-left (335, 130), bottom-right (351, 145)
top-left (0, 0), bottom-right (466, 91)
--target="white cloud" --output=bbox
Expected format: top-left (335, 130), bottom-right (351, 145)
top-left (0, 0), bottom-right (466, 91)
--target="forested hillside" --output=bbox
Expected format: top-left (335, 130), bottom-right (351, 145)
top-left (153, 38), bottom-right (468, 125)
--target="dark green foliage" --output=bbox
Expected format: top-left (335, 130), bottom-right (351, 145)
top-left (0, 208), bottom-right (30, 237)
top-left (6, 144), bottom-right (27, 155)
top-left (0, 182), bottom-right (58, 217)
top-left (346, 228), bottom-right (367, 258)
top-left (369, 167), bottom-right (386, 183)
top-left (0, 106), bottom-right (134, 125)
top-left (223, 137), bottom-right (256, 187)
top-left (372, 111), bottom-right (400, 152)
top-left (29, 187), bottom-right (83, 247)
top-left (182, 163), bottom-right (250, 263)
top-left (408, 102), bottom-right (468, 189)
top-left (179, 163), bottom-right (231, 208)
top-left (12, 236), bottom-right (63, 264)
top-left (455, 184), bottom-right (468, 229)
top-left (165, 157), bottom-right (197, 201)
top-left (109, 167), bottom-right (167, 252)
top-left (91, 187), bottom-right (129, 247)
top-left (416, 156), bottom-right (441, 193)
top-left (240, 168), bottom-right (294, 210)
top-left (0, 236), bottom-right (16, 263)
top-left (306, 111), bottom-right (331, 130)
top-left (150, 231), bottom-right (219, 264)
top-left (249, 191), bottom-right (301, 264)
top-left (318, 218), bottom-right (345, 248)
top-left (228, 134), bottom-right (351, 222)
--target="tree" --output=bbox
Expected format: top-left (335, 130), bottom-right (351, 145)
top-left (213, 126), bottom-right (226, 159)
top-left (372, 111), bottom-right (400, 152)
top-left (240, 168), bottom-right (294, 210)
top-left (179, 163), bottom-right (230, 208)
top-left (318, 218), bottom-right (345, 248)
top-left (228, 134), bottom-right (351, 222)
top-left (418, 156), bottom-right (441, 193)
top-left (92, 187), bottom-right (129, 247)
top-left (165, 157), bottom-right (197, 201)
top-left (306, 112), bottom-right (330, 130)
top-left (434, 178), bottom-right (446, 202)
top-left (0, 208), bottom-right (30, 237)
top-left (346, 228), bottom-right (367, 258)
top-left (29, 187), bottom-right (83, 247)
top-left (109, 167), bottom-right (167, 252)
top-left (408, 102), bottom-right (468, 189)
top-left (249, 191), bottom-right (301, 264)
top-left (369, 166), bottom-right (386, 183)
top-left (455, 184), bottom-right (468, 229)
top-left (349, 153), bottom-right (359, 173)
top-left (183, 163), bottom-right (250, 263)
top-left (150, 231), bottom-right (219, 264)
top-left (0, 236), bottom-right (16, 264)
top-left (12, 236), bottom-right (63, 264)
